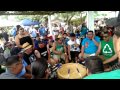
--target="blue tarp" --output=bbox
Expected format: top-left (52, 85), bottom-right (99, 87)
top-left (32, 21), bottom-right (40, 25)
top-left (20, 19), bottom-right (40, 26)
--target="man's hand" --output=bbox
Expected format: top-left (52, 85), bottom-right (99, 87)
top-left (58, 51), bottom-right (62, 55)
top-left (69, 55), bottom-right (71, 61)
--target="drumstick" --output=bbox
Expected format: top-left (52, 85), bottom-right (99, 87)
top-left (76, 68), bottom-right (82, 78)
top-left (67, 68), bottom-right (70, 79)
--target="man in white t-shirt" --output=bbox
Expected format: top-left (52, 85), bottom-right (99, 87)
top-left (67, 33), bottom-right (81, 63)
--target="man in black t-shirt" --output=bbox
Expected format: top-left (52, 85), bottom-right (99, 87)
top-left (37, 41), bottom-right (48, 60)
top-left (22, 42), bottom-right (36, 73)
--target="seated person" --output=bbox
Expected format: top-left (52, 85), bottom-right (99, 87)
top-left (84, 56), bottom-right (120, 79)
top-left (34, 40), bottom-right (56, 66)
top-left (22, 42), bottom-right (35, 73)
top-left (95, 31), bottom-right (118, 67)
top-left (52, 34), bottom-right (68, 64)
top-left (105, 25), bottom-right (120, 71)
top-left (79, 31), bottom-right (100, 58)
top-left (35, 41), bottom-right (48, 60)
top-left (67, 33), bottom-right (80, 63)
top-left (31, 57), bottom-right (51, 79)
top-left (0, 55), bottom-right (23, 79)
top-left (10, 46), bottom-right (32, 79)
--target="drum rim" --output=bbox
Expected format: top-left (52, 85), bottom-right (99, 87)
top-left (57, 63), bottom-right (87, 79)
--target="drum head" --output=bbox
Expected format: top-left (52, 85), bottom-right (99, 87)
top-left (57, 63), bottom-right (87, 79)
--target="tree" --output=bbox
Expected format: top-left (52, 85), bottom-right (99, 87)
top-left (14, 15), bottom-right (44, 22)
top-left (54, 11), bottom-right (82, 24)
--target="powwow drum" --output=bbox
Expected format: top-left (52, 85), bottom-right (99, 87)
top-left (57, 63), bottom-right (87, 79)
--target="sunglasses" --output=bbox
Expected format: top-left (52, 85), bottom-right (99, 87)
top-left (103, 36), bottom-right (109, 38)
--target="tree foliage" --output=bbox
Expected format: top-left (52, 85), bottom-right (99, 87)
top-left (14, 15), bottom-right (44, 22)
top-left (53, 11), bottom-right (82, 24)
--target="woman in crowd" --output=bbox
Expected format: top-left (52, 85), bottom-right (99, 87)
top-left (15, 27), bottom-right (34, 49)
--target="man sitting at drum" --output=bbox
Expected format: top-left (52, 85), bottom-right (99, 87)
top-left (52, 34), bottom-right (68, 64)
top-left (67, 33), bottom-right (80, 63)
top-left (79, 31), bottom-right (100, 58)
top-left (84, 56), bottom-right (120, 79)
top-left (31, 58), bottom-right (51, 79)
top-left (95, 31), bottom-right (118, 67)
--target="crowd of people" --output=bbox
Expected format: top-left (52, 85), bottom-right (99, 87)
top-left (0, 21), bottom-right (120, 79)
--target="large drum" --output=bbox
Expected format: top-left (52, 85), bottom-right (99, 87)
top-left (57, 63), bottom-right (87, 79)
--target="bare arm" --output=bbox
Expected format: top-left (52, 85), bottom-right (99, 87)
top-left (103, 54), bottom-right (118, 64)
top-left (25, 65), bottom-right (31, 73)
top-left (67, 45), bottom-right (71, 56)
top-left (15, 35), bottom-right (22, 48)
top-left (47, 44), bottom-right (51, 60)
top-left (64, 45), bottom-right (67, 54)
top-left (92, 38), bottom-right (99, 47)
top-left (81, 46), bottom-right (84, 57)
top-left (95, 42), bottom-right (101, 56)
top-left (74, 39), bottom-right (80, 47)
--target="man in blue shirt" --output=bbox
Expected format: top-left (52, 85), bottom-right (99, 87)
top-left (39, 25), bottom-right (46, 36)
top-left (79, 31), bottom-right (100, 58)
top-left (29, 25), bottom-right (37, 38)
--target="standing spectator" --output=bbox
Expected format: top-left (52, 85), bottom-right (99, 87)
top-left (11, 25), bottom-right (21, 38)
top-left (15, 27), bottom-right (34, 49)
top-left (2, 29), bottom-right (9, 42)
top-left (52, 24), bottom-right (59, 40)
top-left (59, 24), bottom-right (64, 35)
top-left (39, 25), bottom-right (46, 37)
top-left (29, 25), bottom-right (37, 39)
top-left (80, 23), bottom-right (88, 38)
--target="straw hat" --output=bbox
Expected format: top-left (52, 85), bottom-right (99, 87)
top-left (57, 63), bottom-right (87, 79)
top-left (57, 34), bottom-right (63, 39)
top-left (22, 42), bottom-right (32, 51)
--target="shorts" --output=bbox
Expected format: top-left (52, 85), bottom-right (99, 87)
top-left (53, 54), bottom-right (65, 61)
